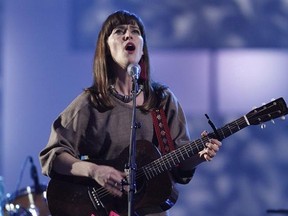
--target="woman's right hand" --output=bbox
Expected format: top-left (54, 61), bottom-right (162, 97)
top-left (89, 164), bottom-right (127, 197)
top-left (53, 152), bottom-right (127, 197)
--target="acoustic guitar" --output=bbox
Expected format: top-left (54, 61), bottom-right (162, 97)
top-left (47, 97), bottom-right (288, 216)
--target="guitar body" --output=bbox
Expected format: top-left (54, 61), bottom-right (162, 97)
top-left (47, 140), bottom-right (178, 216)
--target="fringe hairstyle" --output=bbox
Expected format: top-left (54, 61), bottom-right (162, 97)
top-left (86, 10), bottom-right (167, 112)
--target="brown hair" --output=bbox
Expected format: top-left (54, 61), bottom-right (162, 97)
top-left (86, 10), bottom-right (167, 112)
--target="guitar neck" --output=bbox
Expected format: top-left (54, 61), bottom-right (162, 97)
top-left (142, 116), bottom-right (249, 179)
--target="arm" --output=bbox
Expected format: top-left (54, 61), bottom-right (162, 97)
top-left (53, 152), bottom-right (126, 197)
top-left (39, 93), bottom-right (125, 196)
top-left (164, 90), bottom-right (222, 182)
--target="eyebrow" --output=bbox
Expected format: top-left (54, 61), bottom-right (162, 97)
top-left (115, 25), bottom-right (140, 30)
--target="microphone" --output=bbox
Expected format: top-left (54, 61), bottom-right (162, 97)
top-left (127, 63), bottom-right (141, 80)
top-left (29, 156), bottom-right (40, 192)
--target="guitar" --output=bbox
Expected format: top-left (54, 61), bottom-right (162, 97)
top-left (47, 98), bottom-right (288, 216)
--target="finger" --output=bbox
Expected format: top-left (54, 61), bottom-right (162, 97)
top-left (210, 138), bottom-right (222, 147)
top-left (203, 154), bottom-right (212, 161)
top-left (210, 143), bottom-right (220, 152)
top-left (201, 130), bottom-right (208, 137)
top-left (105, 180), bottom-right (123, 197)
top-left (206, 141), bottom-right (220, 151)
top-left (204, 143), bottom-right (218, 157)
top-left (108, 172), bottom-right (125, 184)
top-left (205, 148), bottom-right (216, 157)
top-left (113, 181), bottom-right (124, 191)
top-left (199, 148), bottom-right (213, 161)
top-left (105, 179), bottom-right (116, 188)
top-left (110, 184), bottom-right (123, 197)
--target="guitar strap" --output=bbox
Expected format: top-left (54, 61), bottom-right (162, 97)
top-left (151, 108), bottom-right (175, 154)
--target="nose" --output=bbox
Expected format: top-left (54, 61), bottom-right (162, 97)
top-left (124, 30), bottom-right (132, 40)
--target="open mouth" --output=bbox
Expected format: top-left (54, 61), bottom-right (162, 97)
top-left (125, 43), bottom-right (136, 51)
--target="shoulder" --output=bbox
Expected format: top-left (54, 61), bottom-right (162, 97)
top-left (59, 91), bottom-right (92, 126)
top-left (164, 88), bottom-right (177, 99)
top-left (149, 81), bottom-right (180, 109)
top-left (163, 88), bottom-right (179, 106)
top-left (63, 91), bottom-right (91, 112)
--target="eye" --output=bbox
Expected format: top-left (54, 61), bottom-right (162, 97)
top-left (114, 28), bottom-right (124, 35)
top-left (132, 29), bottom-right (141, 35)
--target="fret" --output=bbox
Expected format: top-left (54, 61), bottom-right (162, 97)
top-left (227, 124), bottom-right (233, 135)
top-left (201, 137), bottom-right (209, 148)
top-left (143, 116), bottom-right (252, 180)
top-left (157, 159), bottom-right (165, 172)
top-left (188, 142), bottom-right (197, 155)
top-left (144, 167), bottom-right (152, 180)
top-left (229, 121), bottom-right (240, 134)
top-left (143, 168), bottom-right (150, 180)
top-left (148, 167), bottom-right (155, 178)
top-left (159, 163), bottom-right (165, 172)
top-left (170, 153), bottom-right (177, 166)
top-left (199, 138), bottom-right (206, 150)
top-left (217, 128), bottom-right (225, 139)
top-left (162, 161), bottom-right (168, 171)
top-left (163, 154), bottom-right (171, 168)
top-left (153, 165), bottom-right (159, 176)
top-left (235, 119), bottom-right (241, 130)
top-left (173, 151), bottom-right (180, 164)
top-left (183, 146), bottom-right (190, 158)
top-left (179, 149), bottom-right (185, 160)
top-left (152, 161), bottom-right (160, 175)
top-left (194, 141), bottom-right (201, 152)
top-left (166, 157), bottom-right (173, 169)
top-left (155, 163), bottom-right (161, 174)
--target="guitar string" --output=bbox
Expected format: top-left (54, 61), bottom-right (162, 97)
top-left (133, 117), bottom-right (248, 179)
top-left (93, 134), bottom-right (207, 199)
top-left (94, 169), bottom-right (146, 198)
top-left (96, 106), bottom-right (284, 198)
top-left (94, 118), bottom-right (249, 199)
top-left (143, 118), bottom-right (248, 180)
top-left (88, 105), bottom-right (279, 199)
top-left (95, 119), bottom-right (248, 198)
top-left (141, 117), bottom-right (248, 178)
top-left (135, 107), bottom-right (276, 183)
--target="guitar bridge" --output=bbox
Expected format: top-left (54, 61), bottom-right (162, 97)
top-left (88, 186), bottom-right (107, 214)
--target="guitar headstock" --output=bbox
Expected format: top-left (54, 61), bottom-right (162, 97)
top-left (246, 97), bottom-right (288, 126)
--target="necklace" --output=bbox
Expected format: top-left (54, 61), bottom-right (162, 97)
top-left (109, 84), bottom-right (143, 103)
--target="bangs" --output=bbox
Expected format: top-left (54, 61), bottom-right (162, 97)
top-left (104, 10), bottom-right (145, 38)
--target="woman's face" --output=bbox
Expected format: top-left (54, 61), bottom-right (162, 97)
top-left (107, 24), bottom-right (144, 69)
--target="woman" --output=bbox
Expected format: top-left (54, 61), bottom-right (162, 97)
top-left (39, 10), bottom-right (221, 216)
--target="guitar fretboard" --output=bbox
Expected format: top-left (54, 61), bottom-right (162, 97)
top-left (142, 116), bottom-right (248, 180)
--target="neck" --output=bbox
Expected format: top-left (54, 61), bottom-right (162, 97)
top-left (111, 62), bottom-right (133, 95)
top-left (114, 77), bottom-right (133, 95)
top-left (109, 83), bottom-right (143, 104)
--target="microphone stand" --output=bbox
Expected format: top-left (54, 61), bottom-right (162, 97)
top-left (29, 156), bottom-right (41, 193)
top-left (127, 76), bottom-right (139, 216)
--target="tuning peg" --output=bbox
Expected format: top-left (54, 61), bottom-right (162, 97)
top-left (260, 123), bottom-right (266, 129)
top-left (281, 116), bottom-right (286, 120)
top-left (271, 119), bottom-right (275, 124)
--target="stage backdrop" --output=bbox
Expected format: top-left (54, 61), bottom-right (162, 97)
top-left (1, 1), bottom-right (288, 216)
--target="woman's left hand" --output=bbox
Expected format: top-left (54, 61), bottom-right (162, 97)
top-left (199, 131), bottom-right (222, 161)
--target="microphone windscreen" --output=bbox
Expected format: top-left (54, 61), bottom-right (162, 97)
top-left (127, 63), bottom-right (141, 80)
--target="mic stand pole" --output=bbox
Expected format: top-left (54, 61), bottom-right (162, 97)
top-left (127, 77), bottom-right (139, 216)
